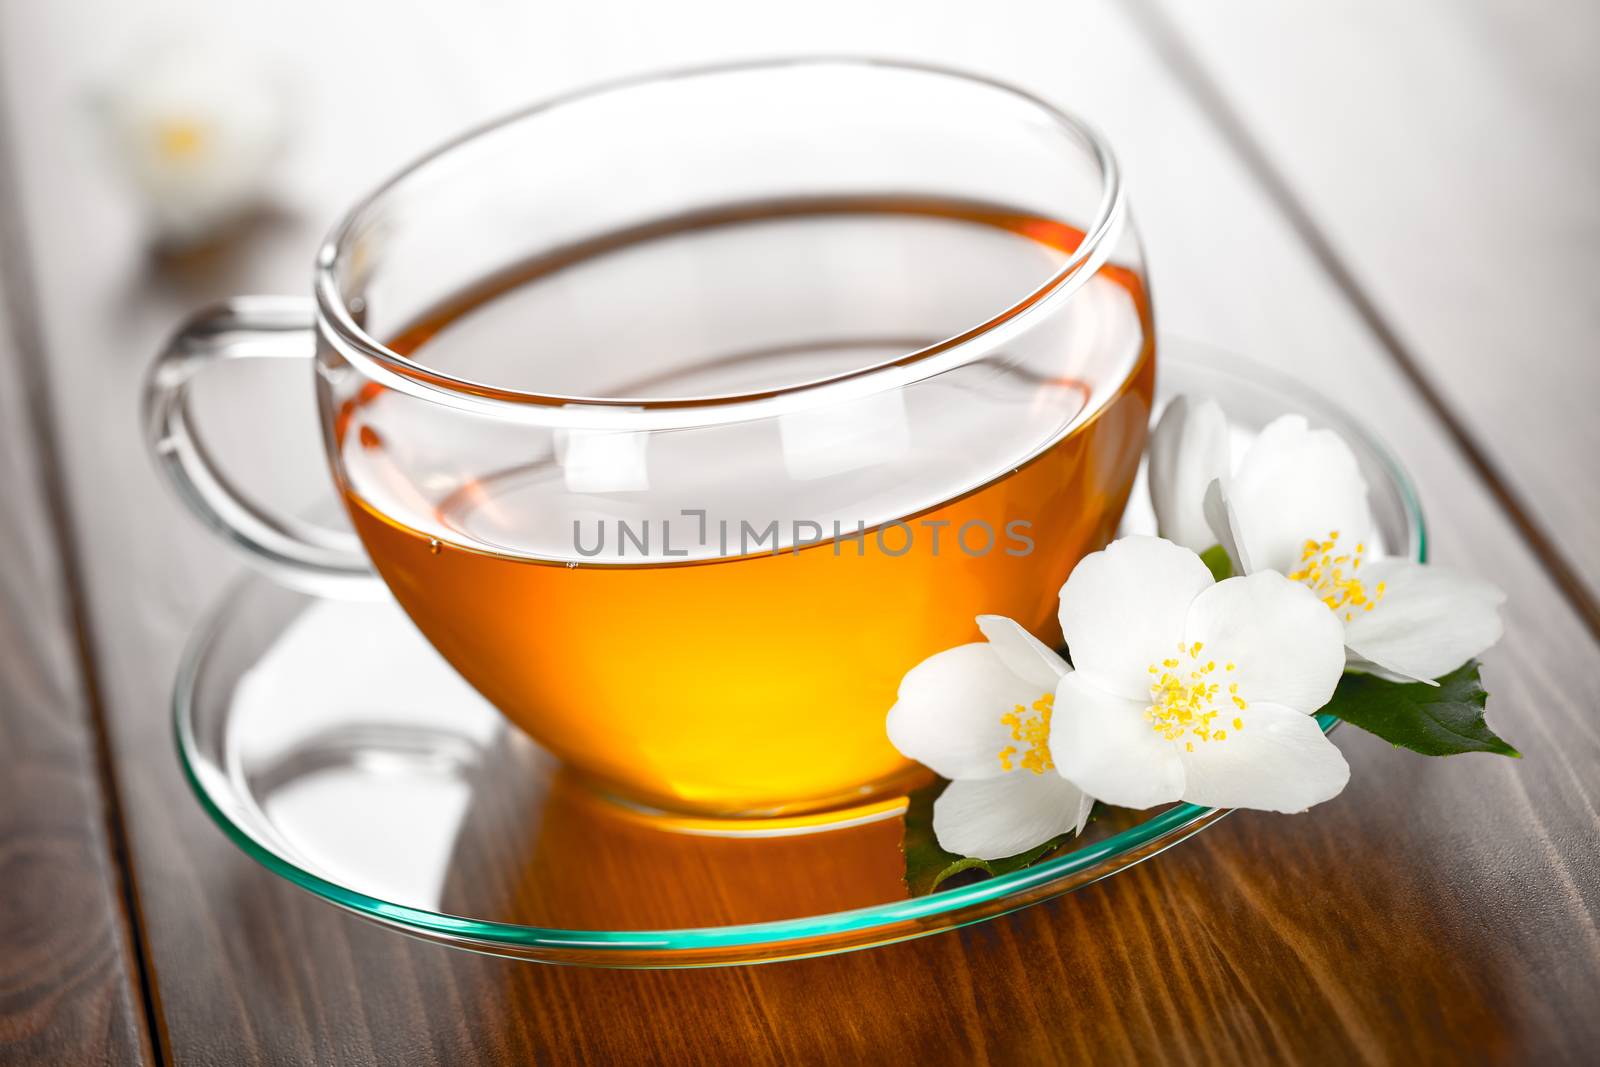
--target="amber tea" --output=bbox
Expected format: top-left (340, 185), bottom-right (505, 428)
top-left (333, 197), bottom-right (1154, 817)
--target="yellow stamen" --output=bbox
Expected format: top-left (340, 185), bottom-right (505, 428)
top-left (156, 120), bottom-right (206, 160)
top-left (998, 693), bottom-right (1055, 774)
top-left (1288, 529), bottom-right (1388, 622)
top-left (1144, 641), bottom-right (1246, 747)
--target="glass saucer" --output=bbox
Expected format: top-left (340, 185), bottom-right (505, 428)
top-left (175, 345), bottom-right (1424, 967)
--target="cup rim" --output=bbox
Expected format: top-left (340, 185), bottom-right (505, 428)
top-left (314, 56), bottom-right (1125, 424)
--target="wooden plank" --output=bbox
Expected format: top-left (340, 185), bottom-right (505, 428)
top-left (1143, 0), bottom-right (1600, 617)
top-left (0, 112), bottom-right (153, 1065)
top-left (0, 1), bottom-right (1595, 1062)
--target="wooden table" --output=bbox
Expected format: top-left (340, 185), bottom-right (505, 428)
top-left (1, 2), bottom-right (1595, 1062)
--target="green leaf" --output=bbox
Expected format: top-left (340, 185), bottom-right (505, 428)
top-left (1200, 543), bottom-right (1233, 582)
top-left (902, 781), bottom-right (1078, 895)
top-left (1323, 660), bottom-right (1519, 757)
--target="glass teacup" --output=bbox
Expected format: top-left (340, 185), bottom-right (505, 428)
top-left (146, 58), bottom-right (1154, 821)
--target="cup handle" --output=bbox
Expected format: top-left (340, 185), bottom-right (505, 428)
top-left (144, 295), bottom-right (380, 597)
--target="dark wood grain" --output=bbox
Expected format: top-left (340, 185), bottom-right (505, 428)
top-left (100, 726), bottom-right (1600, 1064)
top-left (0, 1), bottom-right (1595, 1063)
top-left (0, 115), bottom-right (153, 1065)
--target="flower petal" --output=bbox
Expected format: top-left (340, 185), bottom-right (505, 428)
top-left (1343, 657), bottom-right (1426, 685)
top-left (886, 644), bottom-right (1045, 780)
top-left (1204, 479), bottom-right (1254, 574)
top-left (1229, 415), bottom-right (1374, 575)
top-left (932, 772), bottom-right (1094, 861)
top-left (976, 615), bottom-right (1070, 689)
top-left (1148, 395), bottom-right (1232, 553)
top-left (1179, 701), bottom-right (1349, 812)
top-left (1050, 671), bottom-right (1186, 810)
top-left (1059, 536), bottom-right (1215, 698)
top-left (1342, 559), bottom-right (1505, 683)
top-left (1184, 570), bottom-right (1347, 714)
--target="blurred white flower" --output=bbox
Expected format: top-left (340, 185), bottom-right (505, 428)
top-left (886, 615), bottom-right (1094, 860)
top-left (92, 42), bottom-right (290, 245)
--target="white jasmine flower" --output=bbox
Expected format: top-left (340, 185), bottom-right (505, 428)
top-left (1151, 400), bottom-right (1505, 684)
top-left (92, 43), bottom-right (290, 245)
top-left (1208, 416), bottom-right (1505, 684)
top-left (1051, 536), bottom-right (1349, 813)
top-left (887, 616), bottom-right (1094, 860)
